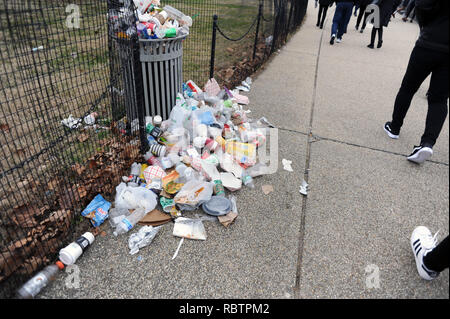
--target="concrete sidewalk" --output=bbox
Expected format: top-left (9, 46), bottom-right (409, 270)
top-left (40, 1), bottom-right (448, 299)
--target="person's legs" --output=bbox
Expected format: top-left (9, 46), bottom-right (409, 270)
top-left (403, 0), bottom-right (415, 20)
top-left (390, 46), bottom-right (433, 131)
top-left (361, 6), bottom-right (374, 32)
top-left (320, 5), bottom-right (329, 28)
top-left (337, 2), bottom-right (353, 39)
top-left (368, 27), bottom-right (378, 48)
top-left (423, 236), bottom-right (450, 273)
top-left (376, 27), bottom-right (384, 48)
top-left (420, 54), bottom-right (449, 147)
top-left (317, 4), bottom-right (323, 26)
top-left (356, 5), bottom-right (367, 29)
top-left (331, 2), bottom-right (344, 43)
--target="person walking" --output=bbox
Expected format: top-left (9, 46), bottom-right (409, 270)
top-left (330, 0), bottom-right (356, 44)
top-left (317, 0), bottom-right (335, 29)
top-left (411, 227), bottom-right (449, 281)
top-left (355, 0), bottom-right (374, 32)
top-left (367, 0), bottom-right (402, 49)
top-left (384, 0), bottom-right (448, 164)
top-left (402, 0), bottom-right (416, 21)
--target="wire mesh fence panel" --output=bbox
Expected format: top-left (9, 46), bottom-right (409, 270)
top-left (0, 0), bottom-right (142, 298)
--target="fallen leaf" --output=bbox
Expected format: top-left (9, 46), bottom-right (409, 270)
top-left (77, 185), bottom-right (88, 198)
top-left (78, 133), bottom-right (89, 143)
top-left (72, 163), bottom-right (85, 175)
top-left (47, 179), bottom-right (60, 190)
top-left (0, 123), bottom-right (10, 132)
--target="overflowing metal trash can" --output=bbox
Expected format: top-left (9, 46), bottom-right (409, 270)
top-left (139, 34), bottom-right (188, 121)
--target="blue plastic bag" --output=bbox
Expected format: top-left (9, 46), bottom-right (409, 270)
top-left (81, 194), bottom-right (111, 227)
top-left (198, 111), bottom-right (215, 125)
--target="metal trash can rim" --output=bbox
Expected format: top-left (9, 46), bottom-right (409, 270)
top-left (138, 34), bottom-right (188, 43)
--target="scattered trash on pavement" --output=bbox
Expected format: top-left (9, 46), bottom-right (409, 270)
top-left (282, 159), bottom-right (293, 172)
top-left (261, 184), bottom-right (274, 195)
top-left (59, 232), bottom-right (95, 265)
top-left (299, 179), bottom-right (309, 196)
top-left (173, 217), bottom-right (207, 241)
top-left (128, 225), bottom-right (161, 255)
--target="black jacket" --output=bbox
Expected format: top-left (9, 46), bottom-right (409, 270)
top-left (415, 0), bottom-right (449, 53)
top-left (319, 0), bottom-right (334, 6)
top-left (377, 0), bottom-right (402, 27)
top-left (358, 0), bottom-right (373, 6)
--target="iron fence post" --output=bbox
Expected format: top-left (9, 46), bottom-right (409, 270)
top-left (210, 14), bottom-right (218, 80)
top-left (253, 3), bottom-right (263, 61)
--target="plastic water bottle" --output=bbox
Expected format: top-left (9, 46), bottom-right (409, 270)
top-left (16, 262), bottom-right (65, 299)
top-left (113, 208), bottom-right (148, 236)
top-left (242, 170), bottom-right (255, 189)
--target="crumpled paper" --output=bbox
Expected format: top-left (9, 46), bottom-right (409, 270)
top-left (299, 179), bottom-right (309, 196)
top-left (282, 159), bottom-right (293, 172)
top-left (128, 226), bottom-right (161, 255)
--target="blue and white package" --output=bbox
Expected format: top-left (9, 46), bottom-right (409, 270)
top-left (81, 194), bottom-right (111, 227)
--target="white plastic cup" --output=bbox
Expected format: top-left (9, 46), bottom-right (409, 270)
top-left (59, 232), bottom-right (95, 265)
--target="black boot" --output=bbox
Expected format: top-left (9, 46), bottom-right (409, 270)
top-left (377, 40), bottom-right (383, 48)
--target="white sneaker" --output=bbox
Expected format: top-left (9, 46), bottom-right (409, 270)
top-left (407, 145), bottom-right (433, 164)
top-left (410, 226), bottom-right (440, 280)
top-left (336, 38), bottom-right (342, 43)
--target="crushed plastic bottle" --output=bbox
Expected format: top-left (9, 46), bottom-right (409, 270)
top-left (242, 170), bottom-right (255, 189)
top-left (113, 208), bottom-right (149, 236)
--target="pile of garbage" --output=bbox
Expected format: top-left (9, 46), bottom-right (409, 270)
top-left (85, 77), bottom-right (274, 251)
top-left (109, 0), bottom-right (192, 40)
top-left (15, 76), bottom-right (277, 298)
top-left (135, 1), bottom-right (192, 40)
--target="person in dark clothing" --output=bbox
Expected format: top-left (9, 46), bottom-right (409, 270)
top-left (355, 0), bottom-right (374, 32)
top-left (402, 0), bottom-right (416, 21)
top-left (330, 0), bottom-right (356, 44)
top-left (384, 0), bottom-right (449, 164)
top-left (367, 0), bottom-right (402, 48)
top-left (317, 0), bottom-right (335, 29)
top-left (411, 227), bottom-right (449, 281)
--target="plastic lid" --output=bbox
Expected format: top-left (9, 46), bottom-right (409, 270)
top-left (202, 196), bottom-right (232, 216)
top-left (82, 232), bottom-right (95, 244)
top-left (59, 250), bottom-right (75, 265)
top-left (55, 261), bottom-right (65, 270)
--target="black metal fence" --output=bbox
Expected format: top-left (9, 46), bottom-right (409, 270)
top-left (0, 0), bottom-right (308, 298)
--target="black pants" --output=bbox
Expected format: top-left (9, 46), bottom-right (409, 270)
top-left (370, 26), bottom-right (383, 45)
top-left (404, 0), bottom-right (416, 18)
top-left (356, 5), bottom-right (369, 29)
top-left (317, 4), bottom-right (329, 27)
top-left (424, 236), bottom-right (449, 273)
top-left (391, 46), bottom-right (449, 146)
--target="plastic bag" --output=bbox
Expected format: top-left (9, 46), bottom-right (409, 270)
top-left (115, 183), bottom-right (158, 212)
top-left (81, 194), bottom-right (111, 227)
top-left (173, 217), bottom-right (207, 240)
top-left (128, 226), bottom-right (161, 255)
top-left (174, 179), bottom-right (213, 210)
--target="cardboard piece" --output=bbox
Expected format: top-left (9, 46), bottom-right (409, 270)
top-left (218, 211), bottom-right (238, 227)
top-left (138, 209), bottom-right (172, 227)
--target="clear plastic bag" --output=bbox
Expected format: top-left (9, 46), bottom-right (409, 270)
top-left (128, 226), bottom-right (161, 255)
top-left (174, 179), bottom-right (213, 210)
top-left (115, 183), bottom-right (158, 212)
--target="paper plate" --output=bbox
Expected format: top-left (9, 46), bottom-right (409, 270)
top-left (202, 196), bottom-right (232, 216)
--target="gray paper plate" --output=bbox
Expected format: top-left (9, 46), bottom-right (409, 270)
top-left (201, 196), bottom-right (232, 216)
